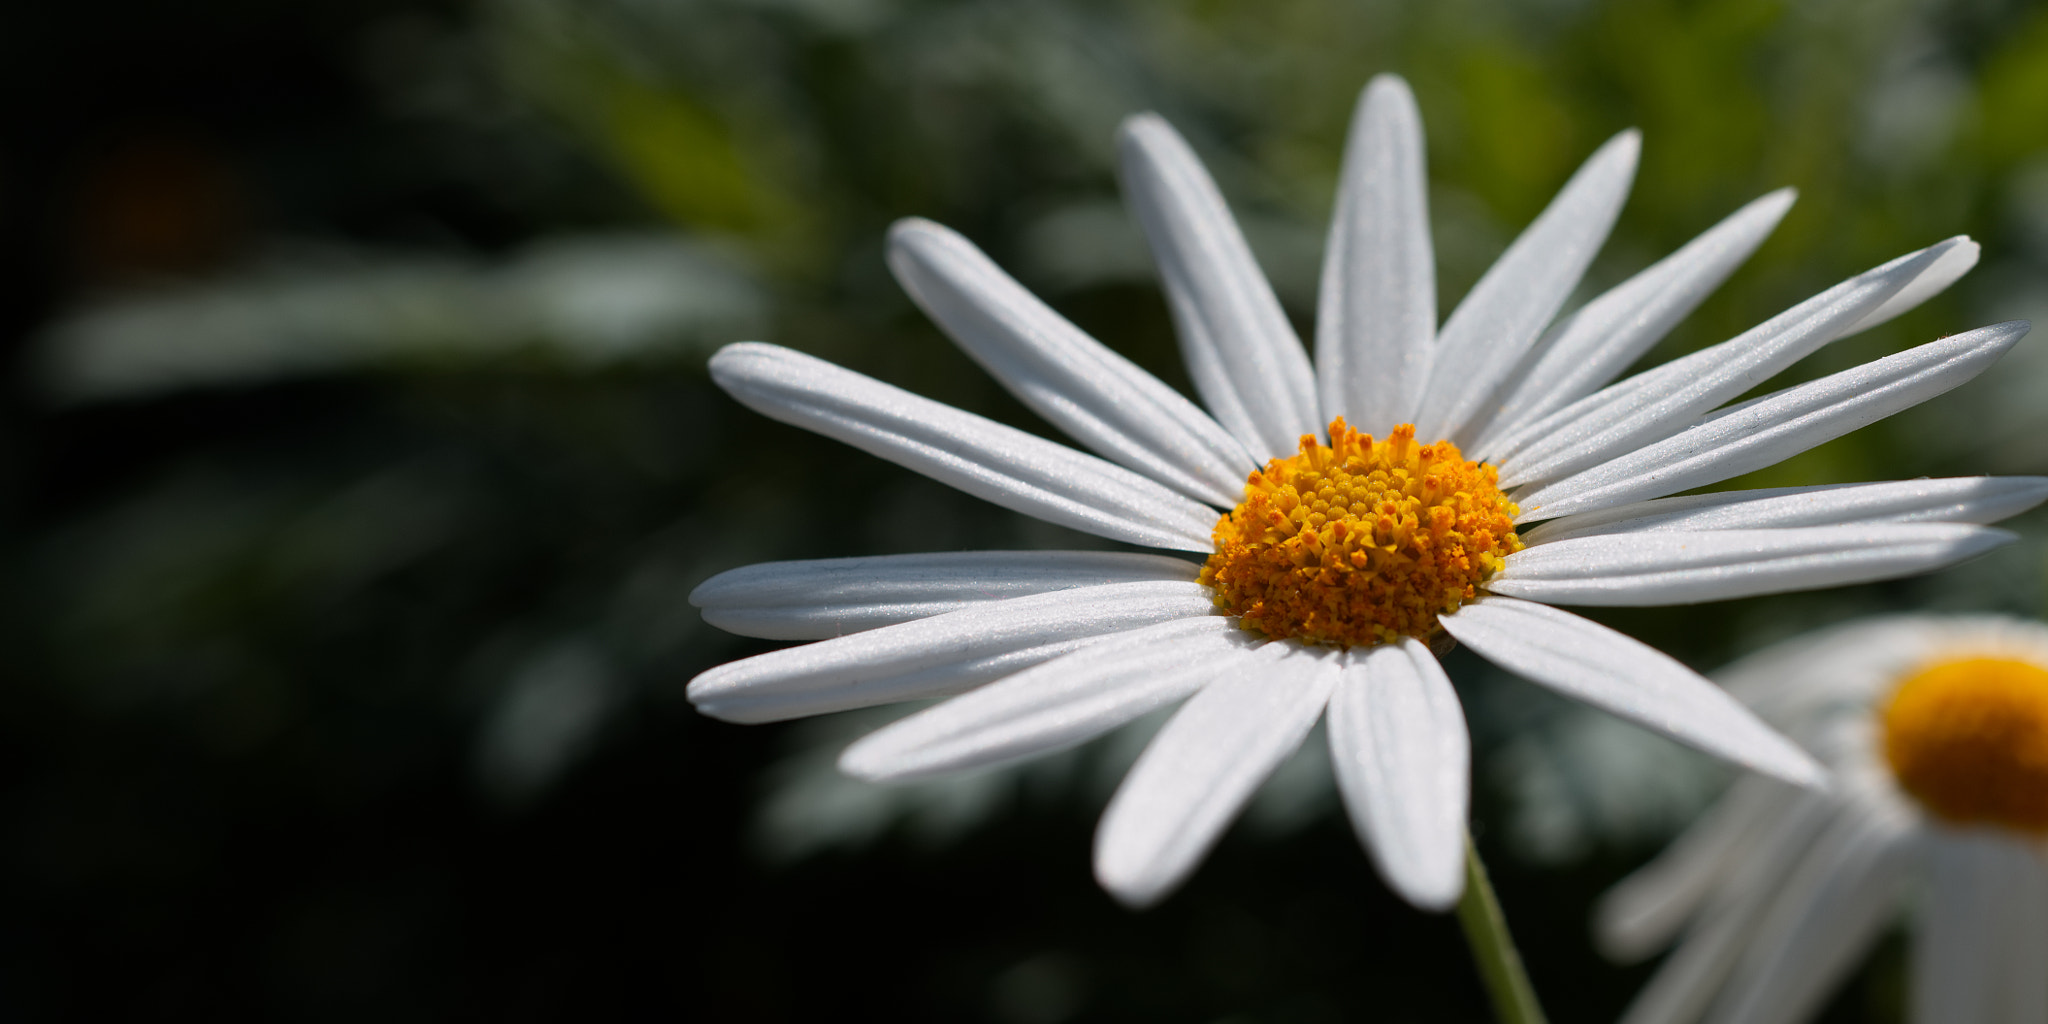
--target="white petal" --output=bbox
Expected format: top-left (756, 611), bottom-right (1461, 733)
top-left (1117, 116), bottom-right (1322, 462)
top-left (1523, 476), bottom-right (2048, 546)
top-left (1913, 835), bottom-right (2008, 1024)
top-left (1707, 812), bottom-right (1916, 1024)
top-left (1093, 642), bottom-right (1337, 907)
top-left (1438, 597), bottom-right (1822, 785)
top-left (1472, 189), bottom-right (1795, 457)
top-left (1489, 524), bottom-right (2014, 606)
top-left (686, 581), bottom-right (1215, 723)
top-left (692, 549), bottom-right (1200, 640)
top-left (1594, 776), bottom-right (1798, 962)
top-left (1612, 793), bottom-right (1840, 1024)
top-left (1314, 74), bottom-right (1436, 436)
top-left (1514, 320), bottom-right (2029, 521)
top-left (837, 616), bottom-right (1259, 781)
top-left (889, 218), bottom-right (1254, 504)
top-left (1327, 639), bottom-right (1470, 910)
top-left (1499, 238), bottom-right (1969, 488)
top-left (709, 343), bottom-right (1219, 551)
top-left (1413, 130), bottom-right (1640, 446)
top-left (1842, 236), bottom-right (1978, 337)
top-left (1995, 850), bottom-right (2048, 1024)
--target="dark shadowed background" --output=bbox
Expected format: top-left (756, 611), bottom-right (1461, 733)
top-left (5, 0), bottom-right (2048, 1019)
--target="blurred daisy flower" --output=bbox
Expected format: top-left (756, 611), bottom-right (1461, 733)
top-left (1599, 615), bottom-right (2048, 1024)
top-left (687, 74), bottom-right (2043, 910)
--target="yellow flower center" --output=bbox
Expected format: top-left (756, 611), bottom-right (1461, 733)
top-left (1882, 656), bottom-right (2048, 833)
top-left (1199, 419), bottom-right (1522, 648)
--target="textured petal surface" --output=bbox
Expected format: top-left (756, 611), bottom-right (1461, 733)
top-left (1118, 116), bottom-right (1320, 461)
top-left (1439, 597), bottom-right (1822, 784)
top-left (888, 219), bottom-right (1254, 504)
top-left (1094, 642), bottom-right (1337, 907)
top-left (1315, 74), bottom-right (1435, 436)
top-left (687, 581), bottom-right (1215, 723)
top-left (1499, 238), bottom-right (1964, 488)
top-left (1473, 190), bottom-right (1796, 456)
top-left (1842, 236), bottom-right (1979, 337)
top-left (838, 616), bottom-right (1258, 781)
top-left (1328, 639), bottom-right (1470, 910)
top-left (1413, 130), bottom-right (1640, 446)
top-left (1489, 524), bottom-right (2013, 606)
top-left (1523, 476), bottom-right (2048, 545)
top-left (1514, 321), bottom-right (2029, 521)
top-left (709, 343), bottom-right (1219, 551)
top-left (693, 550), bottom-right (1201, 640)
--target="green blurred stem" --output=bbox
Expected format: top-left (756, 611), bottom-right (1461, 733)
top-left (1455, 830), bottom-right (1549, 1024)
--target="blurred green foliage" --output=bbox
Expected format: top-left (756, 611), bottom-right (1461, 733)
top-left (6, 0), bottom-right (2048, 1019)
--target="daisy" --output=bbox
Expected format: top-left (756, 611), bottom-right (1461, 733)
top-left (687, 73), bottom-right (2042, 911)
top-left (1598, 615), bottom-right (2048, 1024)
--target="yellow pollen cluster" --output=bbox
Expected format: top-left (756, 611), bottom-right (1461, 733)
top-left (1882, 657), bottom-right (2048, 833)
top-left (1199, 418), bottom-right (1522, 648)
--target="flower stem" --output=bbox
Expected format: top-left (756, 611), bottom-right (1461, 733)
top-left (1455, 829), bottom-right (1548, 1024)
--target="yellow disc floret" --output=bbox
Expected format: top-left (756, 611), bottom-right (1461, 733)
top-left (1882, 656), bottom-right (2048, 833)
top-left (1199, 418), bottom-right (1522, 648)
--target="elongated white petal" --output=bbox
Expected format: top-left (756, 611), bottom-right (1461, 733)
top-left (1500, 238), bottom-right (1964, 488)
top-left (1842, 237), bottom-right (1978, 337)
top-left (1473, 189), bottom-right (1795, 457)
top-left (1094, 642), bottom-right (1337, 907)
top-left (692, 550), bottom-right (1200, 640)
top-left (1523, 476), bottom-right (2048, 545)
top-left (1594, 776), bottom-right (1799, 962)
top-left (1413, 130), bottom-right (1640, 446)
top-left (839, 616), bottom-right (1258, 781)
top-left (1315, 74), bottom-right (1436, 436)
top-left (709, 343), bottom-right (1219, 551)
top-left (889, 219), bottom-right (1254, 504)
top-left (1438, 597), bottom-right (1822, 784)
top-left (1912, 835), bottom-right (2008, 1024)
top-left (1328, 639), bottom-right (1469, 910)
top-left (1117, 116), bottom-right (1320, 461)
top-left (686, 581), bottom-right (1215, 723)
top-left (1613, 794), bottom-right (1841, 1024)
top-left (1489, 524), bottom-right (2013, 606)
top-left (1514, 321), bottom-right (2029, 521)
top-left (1707, 813), bottom-right (1916, 1024)
top-left (1995, 849), bottom-right (2048, 1024)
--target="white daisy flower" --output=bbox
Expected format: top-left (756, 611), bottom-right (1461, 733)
top-left (686, 73), bottom-right (2043, 911)
top-left (1598, 615), bottom-right (2048, 1024)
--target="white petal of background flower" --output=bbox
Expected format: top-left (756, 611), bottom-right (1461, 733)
top-left (1498, 237), bottom-right (1964, 487)
top-left (888, 218), bottom-right (1254, 505)
top-left (690, 550), bottom-right (1201, 640)
top-left (688, 581), bottom-right (1215, 722)
top-left (1706, 812), bottom-right (1916, 1024)
top-left (1489, 524), bottom-right (2014, 606)
top-left (1514, 320), bottom-right (2030, 520)
top-left (1327, 638), bottom-right (1470, 910)
top-left (1117, 115), bottom-right (1321, 460)
top-left (1594, 777), bottom-right (1799, 962)
top-left (1414, 129), bottom-right (1640, 446)
top-left (839, 615), bottom-right (1257, 781)
top-left (1438, 597), bottom-right (1822, 785)
top-left (1316, 74), bottom-right (1436, 436)
top-left (1094, 642), bottom-right (1337, 907)
top-left (709, 342), bottom-right (1218, 550)
top-left (1473, 189), bottom-right (1797, 455)
top-left (1913, 835), bottom-right (2010, 1024)
top-left (1522, 477), bottom-right (2048, 545)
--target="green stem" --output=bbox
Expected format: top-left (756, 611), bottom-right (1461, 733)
top-left (1455, 829), bottom-right (1549, 1024)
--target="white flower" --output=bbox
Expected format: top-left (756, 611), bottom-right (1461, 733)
top-left (1598, 615), bottom-right (2048, 1024)
top-left (686, 73), bottom-right (2042, 910)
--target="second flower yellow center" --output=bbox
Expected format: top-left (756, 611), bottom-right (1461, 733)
top-left (1199, 419), bottom-right (1522, 648)
top-left (1882, 656), bottom-right (2048, 833)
